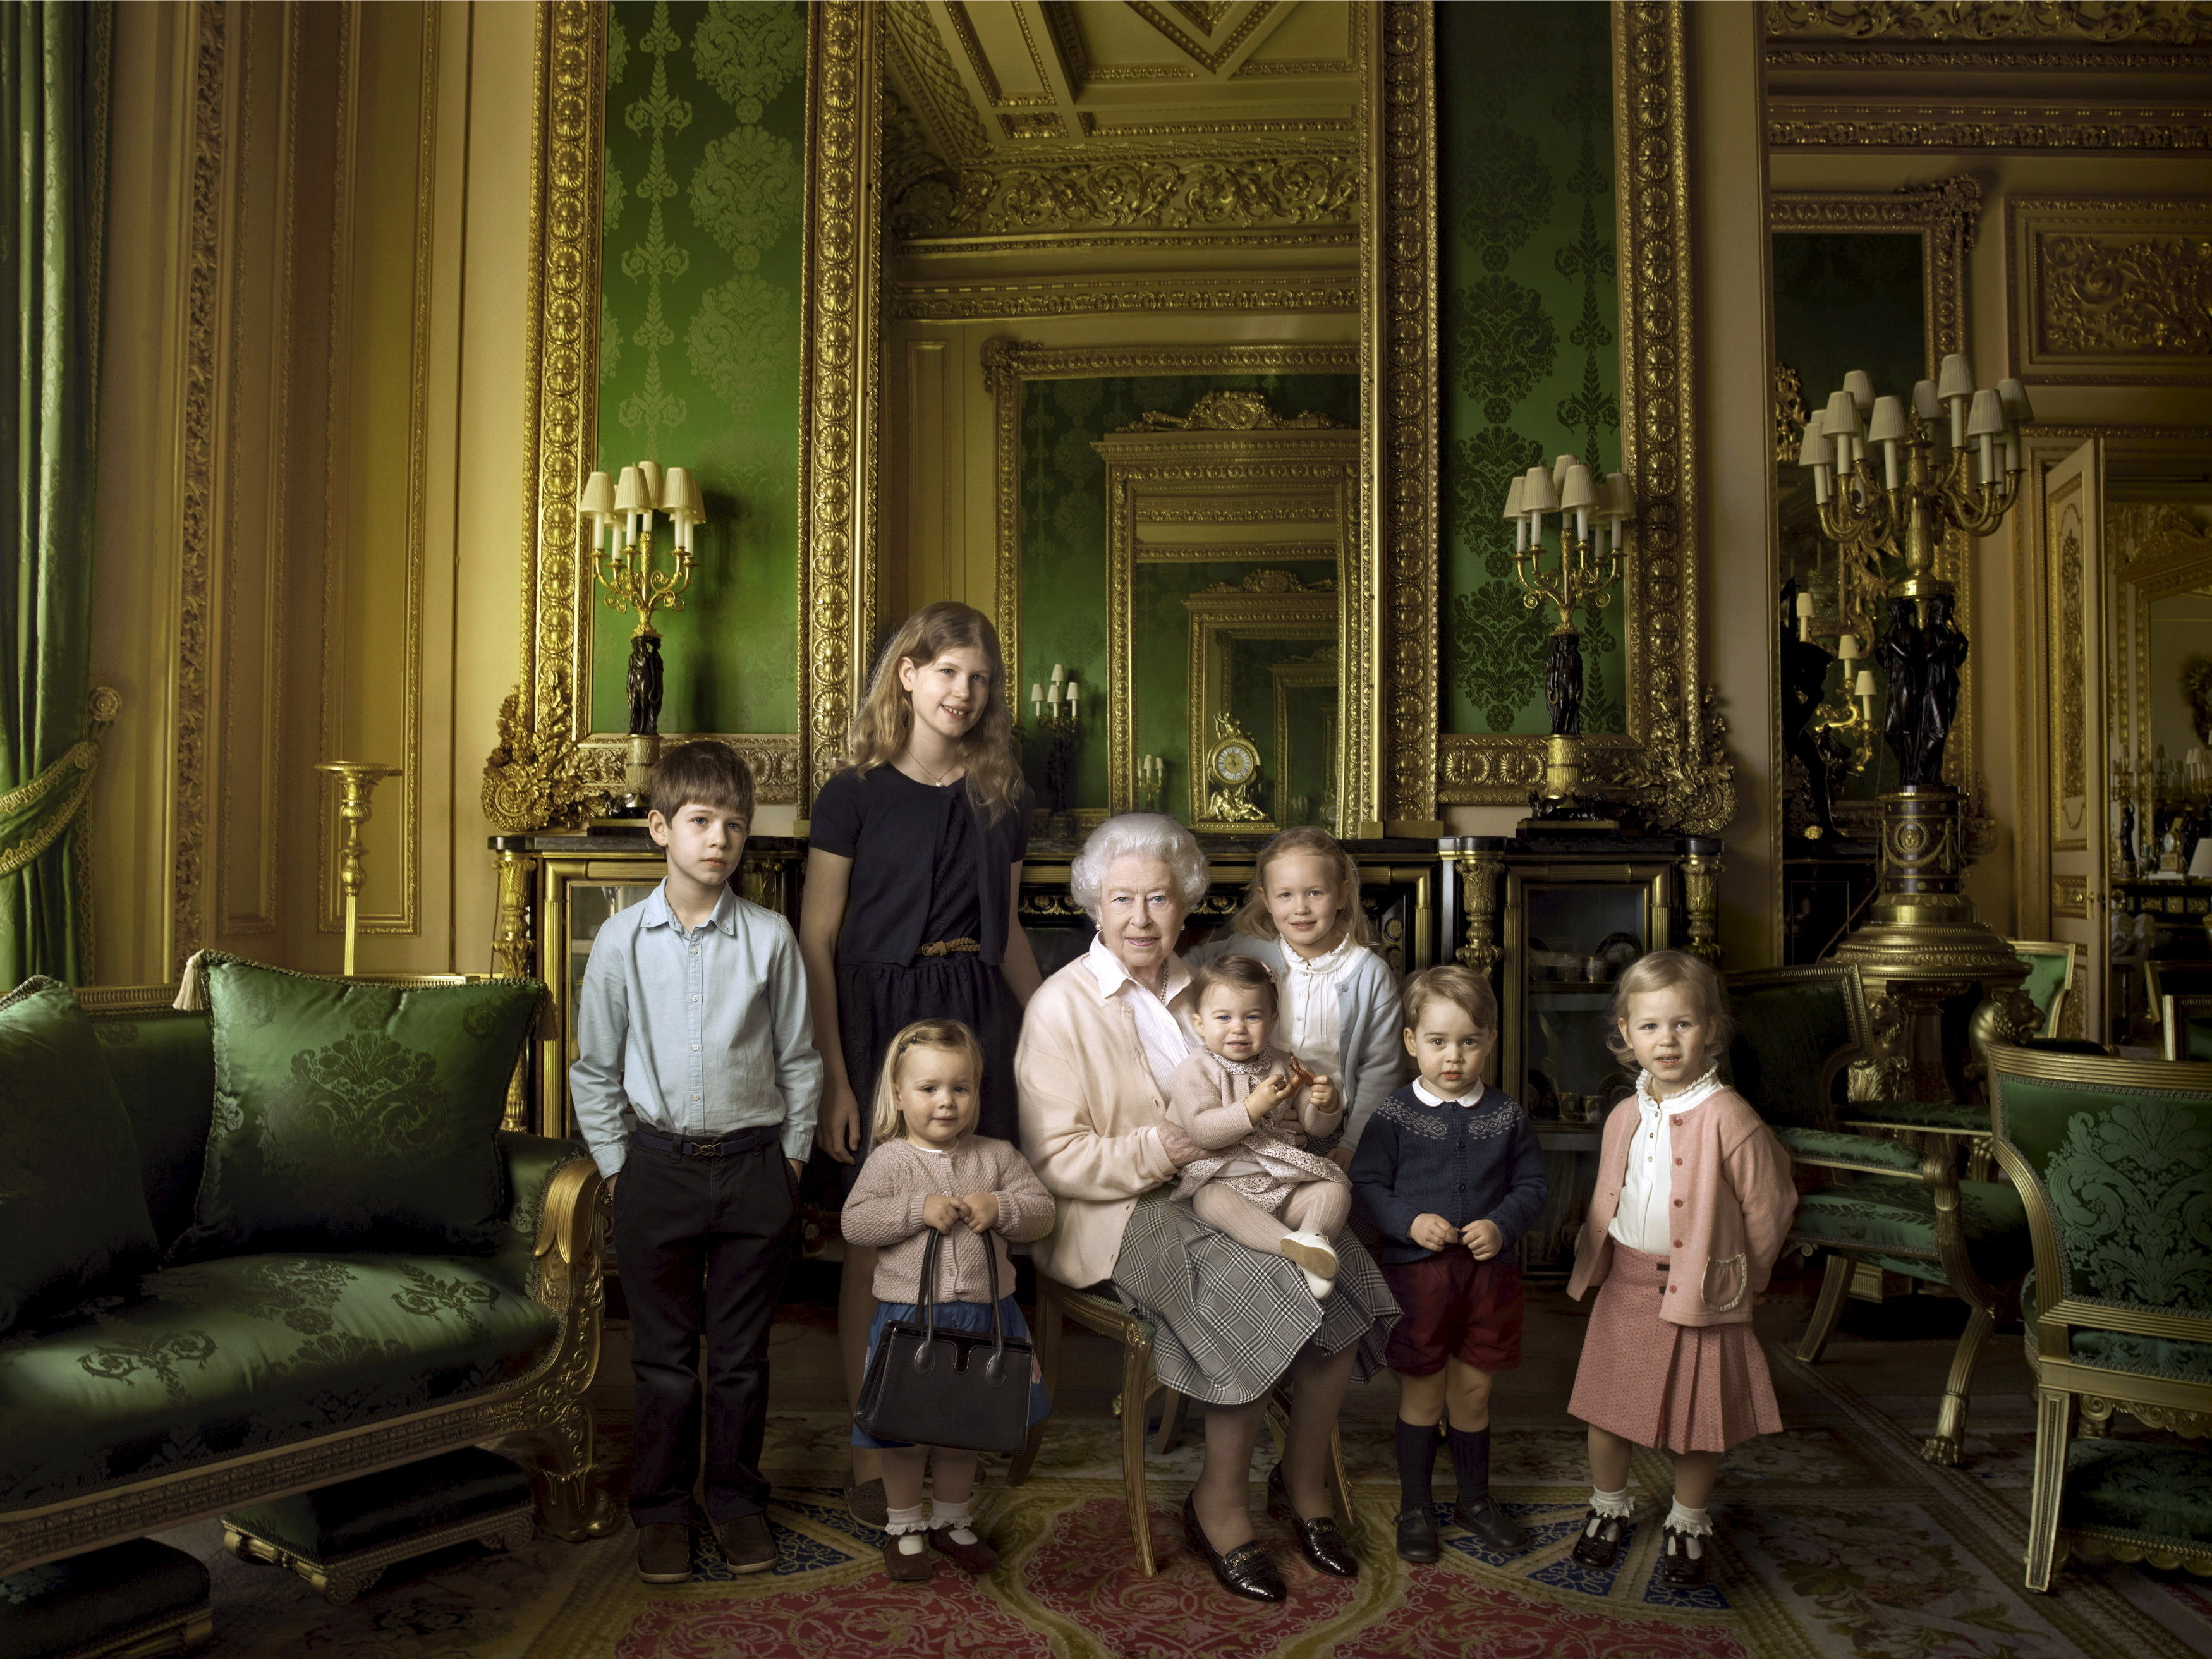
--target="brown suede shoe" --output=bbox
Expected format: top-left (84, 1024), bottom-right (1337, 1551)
top-left (927, 1524), bottom-right (1000, 1573)
top-left (635, 1521), bottom-right (691, 1583)
top-left (714, 1512), bottom-right (777, 1574)
top-left (881, 1533), bottom-right (935, 1582)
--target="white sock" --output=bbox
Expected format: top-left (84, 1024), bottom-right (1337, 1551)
top-left (885, 1501), bottom-right (928, 1552)
top-left (1588, 1486), bottom-right (1634, 1520)
top-left (932, 1497), bottom-right (979, 1546)
top-left (1665, 1500), bottom-right (1712, 1537)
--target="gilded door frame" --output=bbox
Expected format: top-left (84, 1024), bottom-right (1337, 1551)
top-left (490, 0), bottom-right (880, 825)
top-left (1365, 2), bottom-right (1729, 834)
top-left (978, 341), bottom-right (1372, 830)
top-left (1770, 177), bottom-right (1983, 807)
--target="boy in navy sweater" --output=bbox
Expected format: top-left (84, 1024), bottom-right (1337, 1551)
top-left (1350, 964), bottom-right (1547, 1565)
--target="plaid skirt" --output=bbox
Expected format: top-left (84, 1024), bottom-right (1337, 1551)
top-left (1108, 1187), bottom-right (1399, 1407)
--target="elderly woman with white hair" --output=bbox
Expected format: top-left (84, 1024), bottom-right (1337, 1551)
top-left (1016, 814), bottom-right (1397, 1603)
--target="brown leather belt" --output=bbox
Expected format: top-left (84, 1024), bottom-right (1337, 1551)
top-left (916, 937), bottom-right (980, 957)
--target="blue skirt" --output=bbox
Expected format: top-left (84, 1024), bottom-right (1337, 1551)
top-left (851, 1295), bottom-right (1053, 1449)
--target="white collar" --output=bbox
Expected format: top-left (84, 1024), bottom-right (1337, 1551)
top-left (1636, 1066), bottom-right (1723, 1115)
top-left (1085, 933), bottom-right (1191, 1006)
top-left (1412, 1076), bottom-right (1486, 1109)
top-left (1281, 932), bottom-right (1359, 976)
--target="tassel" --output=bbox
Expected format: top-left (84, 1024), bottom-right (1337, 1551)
top-left (533, 987), bottom-right (559, 1042)
top-left (173, 951), bottom-right (209, 1012)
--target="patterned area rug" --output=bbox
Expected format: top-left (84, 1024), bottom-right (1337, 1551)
top-left (162, 1350), bottom-right (2212, 1659)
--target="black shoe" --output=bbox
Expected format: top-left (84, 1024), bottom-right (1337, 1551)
top-left (1394, 1504), bottom-right (1440, 1564)
top-left (1656, 1524), bottom-right (1710, 1588)
top-left (1451, 1497), bottom-right (1528, 1556)
top-left (1265, 1464), bottom-right (1358, 1578)
top-left (1183, 1493), bottom-right (1286, 1603)
top-left (1571, 1508), bottom-right (1629, 1571)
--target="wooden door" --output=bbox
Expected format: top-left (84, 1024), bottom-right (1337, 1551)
top-left (2044, 441), bottom-right (2108, 1040)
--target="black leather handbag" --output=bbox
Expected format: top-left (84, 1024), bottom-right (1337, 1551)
top-left (853, 1227), bottom-right (1034, 1455)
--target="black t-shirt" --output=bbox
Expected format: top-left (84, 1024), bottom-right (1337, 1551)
top-left (809, 765), bottom-right (1030, 966)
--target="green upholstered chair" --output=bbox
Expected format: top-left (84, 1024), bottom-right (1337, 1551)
top-left (2163, 994), bottom-right (2212, 1064)
top-left (2008, 940), bottom-right (2081, 1041)
top-left (1986, 1042), bottom-right (2212, 1591)
top-left (2146, 959), bottom-right (2212, 1006)
top-left (1725, 964), bottom-right (2033, 1466)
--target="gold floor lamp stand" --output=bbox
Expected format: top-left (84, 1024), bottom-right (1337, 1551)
top-left (317, 762), bottom-right (399, 975)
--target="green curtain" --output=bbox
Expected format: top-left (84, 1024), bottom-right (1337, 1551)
top-left (0, 2), bottom-right (110, 986)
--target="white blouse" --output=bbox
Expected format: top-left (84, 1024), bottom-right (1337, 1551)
top-left (1083, 935), bottom-right (1197, 1098)
top-left (1607, 1066), bottom-right (1725, 1255)
top-left (1279, 932), bottom-right (1358, 1078)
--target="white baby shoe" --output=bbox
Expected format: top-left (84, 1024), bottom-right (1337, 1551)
top-left (1279, 1231), bottom-right (1339, 1298)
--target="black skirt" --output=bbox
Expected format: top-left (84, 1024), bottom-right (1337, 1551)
top-left (834, 952), bottom-right (1021, 1193)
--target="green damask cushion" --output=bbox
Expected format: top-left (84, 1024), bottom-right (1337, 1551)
top-left (1775, 1126), bottom-right (1926, 1174)
top-left (0, 1537), bottom-right (208, 1657)
top-left (2023, 1265), bottom-right (2212, 1384)
top-left (2015, 949), bottom-right (2072, 1028)
top-left (90, 1009), bottom-right (216, 1249)
top-left (2036, 1095), bottom-right (2212, 1313)
top-left (1842, 1100), bottom-right (1986, 1134)
top-left (1791, 1175), bottom-right (2034, 1287)
top-left (0, 1251), bottom-right (557, 1509)
top-left (178, 956), bottom-right (544, 1258)
top-left (225, 1446), bottom-right (529, 1559)
top-left (1724, 975), bottom-right (1856, 1131)
top-left (2062, 1438), bottom-right (2212, 1545)
top-left (0, 980), bottom-right (159, 1334)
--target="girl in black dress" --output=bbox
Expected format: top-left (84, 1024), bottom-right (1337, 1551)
top-left (799, 601), bottom-right (1043, 1524)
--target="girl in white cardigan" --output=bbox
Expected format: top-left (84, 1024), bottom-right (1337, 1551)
top-left (1191, 827), bottom-right (1408, 1160)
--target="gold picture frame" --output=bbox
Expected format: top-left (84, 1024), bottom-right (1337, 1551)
top-left (1369, 3), bottom-right (1729, 832)
top-left (489, 0), bottom-right (881, 824)
top-left (1182, 583), bottom-right (1338, 829)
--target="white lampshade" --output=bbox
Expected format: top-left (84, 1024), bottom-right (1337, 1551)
top-left (1522, 465), bottom-right (1559, 513)
top-left (685, 472), bottom-right (705, 517)
top-left (1552, 453), bottom-right (1579, 494)
top-left (578, 470), bottom-right (615, 518)
top-left (2190, 837), bottom-right (2212, 880)
top-left (1936, 353), bottom-right (1974, 403)
top-left (637, 461), bottom-right (665, 510)
top-left (1842, 370), bottom-right (1876, 415)
top-left (1866, 395), bottom-right (1908, 445)
top-left (1502, 474), bottom-right (1527, 519)
top-left (1997, 378), bottom-right (2034, 424)
top-left (1854, 669), bottom-right (1876, 699)
top-left (612, 465), bottom-right (645, 513)
top-left (1838, 633), bottom-right (1860, 660)
top-left (1912, 379), bottom-right (1942, 423)
top-left (1560, 463), bottom-right (1598, 512)
top-left (660, 466), bottom-right (694, 517)
top-left (1796, 422), bottom-right (1831, 468)
top-left (1603, 472), bottom-right (1632, 519)
top-left (1823, 389), bottom-right (1863, 442)
top-left (1966, 388), bottom-right (2007, 439)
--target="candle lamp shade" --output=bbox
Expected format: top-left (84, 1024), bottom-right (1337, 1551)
top-left (660, 466), bottom-right (693, 516)
top-left (1842, 369), bottom-right (1875, 415)
top-left (1823, 389), bottom-right (1862, 442)
top-left (613, 465), bottom-right (645, 513)
top-left (1502, 474), bottom-right (1526, 518)
top-left (1912, 379), bottom-right (1942, 422)
top-left (1796, 421), bottom-right (1830, 469)
top-left (1966, 389), bottom-right (2007, 439)
top-left (1521, 465), bottom-right (1559, 513)
top-left (638, 461), bottom-right (664, 510)
top-left (2190, 838), bottom-right (2212, 881)
top-left (1559, 464), bottom-right (1596, 513)
top-left (1603, 472), bottom-right (1632, 520)
top-left (1936, 353), bottom-right (1974, 403)
top-left (578, 470), bottom-right (616, 520)
top-left (1552, 453), bottom-right (1579, 493)
top-left (1996, 378), bottom-right (2034, 424)
top-left (1866, 396), bottom-right (1907, 446)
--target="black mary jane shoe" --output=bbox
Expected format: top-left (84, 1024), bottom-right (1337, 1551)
top-left (1265, 1464), bottom-right (1358, 1578)
top-left (1656, 1524), bottom-right (1710, 1589)
top-left (1452, 1497), bottom-right (1528, 1556)
top-left (1570, 1508), bottom-right (1629, 1571)
top-left (1394, 1504), bottom-right (1441, 1564)
top-left (1183, 1493), bottom-right (1287, 1603)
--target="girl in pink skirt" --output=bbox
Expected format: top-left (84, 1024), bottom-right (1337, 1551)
top-left (1564, 951), bottom-right (1796, 1588)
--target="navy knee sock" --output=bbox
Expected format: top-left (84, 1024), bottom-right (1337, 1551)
top-left (1395, 1419), bottom-right (1438, 1511)
top-left (1447, 1426), bottom-right (1492, 1508)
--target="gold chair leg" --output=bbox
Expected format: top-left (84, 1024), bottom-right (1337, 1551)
top-left (1922, 1302), bottom-right (1995, 1466)
top-left (1797, 1252), bottom-right (1853, 1363)
top-left (2024, 1384), bottom-right (2072, 1593)
top-left (1010, 1282), bottom-right (1062, 1487)
top-left (1153, 1388), bottom-right (1184, 1455)
top-left (1121, 1337), bottom-right (1157, 1576)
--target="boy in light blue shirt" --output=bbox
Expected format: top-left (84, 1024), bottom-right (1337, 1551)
top-left (571, 741), bottom-right (823, 1583)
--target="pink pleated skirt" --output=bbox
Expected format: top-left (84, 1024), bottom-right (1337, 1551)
top-left (1567, 1243), bottom-right (1784, 1455)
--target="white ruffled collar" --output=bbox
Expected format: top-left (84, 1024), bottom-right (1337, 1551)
top-left (1635, 1065), bottom-right (1723, 1115)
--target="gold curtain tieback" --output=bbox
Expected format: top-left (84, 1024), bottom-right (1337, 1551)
top-left (916, 937), bottom-right (981, 957)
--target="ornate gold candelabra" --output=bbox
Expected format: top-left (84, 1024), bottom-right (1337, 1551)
top-left (316, 762), bottom-right (398, 975)
top-left (1028, 665), bottom-right (1085, 833)
top-left (577, 462), bottom-right (705, 809)
top-left (1500, 456), bottom-right (1631, 821)
top-left (1799, 358), bottom-right (2034, 1097)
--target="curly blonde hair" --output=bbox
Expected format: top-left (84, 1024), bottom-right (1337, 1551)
top-left (847, 602), bottom-right (1024, 823)
top-left (1605, 950), bottom-right (1735, 1066)
top-left (1231, 827), bottom-right (1378, 949)
top-left (868, 1018), bottom-right (988, 1145)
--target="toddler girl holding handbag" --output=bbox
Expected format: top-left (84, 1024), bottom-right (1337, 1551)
top-left (840, 1018), bottom-right (1055, 1583)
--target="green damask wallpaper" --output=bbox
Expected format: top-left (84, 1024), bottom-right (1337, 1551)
top-left (1437, 0), bottom-right (1624, 738)
top-left (593, 0), bottom-right (807, 737)
top-left (1018, 374), bottom-right (1359, 812)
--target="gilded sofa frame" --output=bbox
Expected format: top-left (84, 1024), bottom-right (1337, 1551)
top-left (0, 986), bottom-right (613, 1577)
top-left (1988, 1043), bottom-right (2212, 1591)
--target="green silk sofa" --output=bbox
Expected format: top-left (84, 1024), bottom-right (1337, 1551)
top-left (0, 986), bottom-right (612, 1579)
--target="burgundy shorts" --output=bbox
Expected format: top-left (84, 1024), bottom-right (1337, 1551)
top-left (1380, 1251), bottom-right (1525, 1375)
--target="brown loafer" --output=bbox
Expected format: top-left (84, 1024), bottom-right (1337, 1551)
top-left (846, 1478), bottom-right (888, 1528)
top-left (635, 1521), bottom-right (691, 1583)
top-left (882, 1533), bottom-right (936, 1582)
top-left (927, 1524), bottom-right (1000, 1572)
top-left (713, 1512), bottom-right (777, 1574)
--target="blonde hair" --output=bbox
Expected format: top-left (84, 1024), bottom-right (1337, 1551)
top-left (848, 602), bottom-right (1024, 823)
top-left (1605, 949), bottom-right (1735, 1066)
top-left (1231, 827), bottom-right (1378, 949)
top-left (1401, 964), bottom-right (1497, 1033)
top-left (868, 1018), bottom-right (987, 1145)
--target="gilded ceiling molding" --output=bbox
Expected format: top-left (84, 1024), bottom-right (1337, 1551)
top-left (1767, 103), bottom-right (2212, 152)
top-left (2009, 196), bottom-right (2212, 383)
top-left (890, 272), bottom-right (1356, 319)
top-left (882, 0), bottom-right (988, 166)
top-left (1763, 1), bottom-right (2212, 44)
top-left (1394, 3), bottom-right (1732, 834)
top-left (889, 152), bottom-right (1358, 242)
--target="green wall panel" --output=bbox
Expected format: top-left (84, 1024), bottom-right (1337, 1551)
top-left (1018, 374), bottom-right (1359, 811)
top-left (593, 0), bottom-right (806, 737)
top-left (1437, 0), bottom-right (1624, 738)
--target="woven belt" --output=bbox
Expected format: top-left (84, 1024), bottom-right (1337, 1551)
top-left (916, 937), bottom-right (980, 957)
